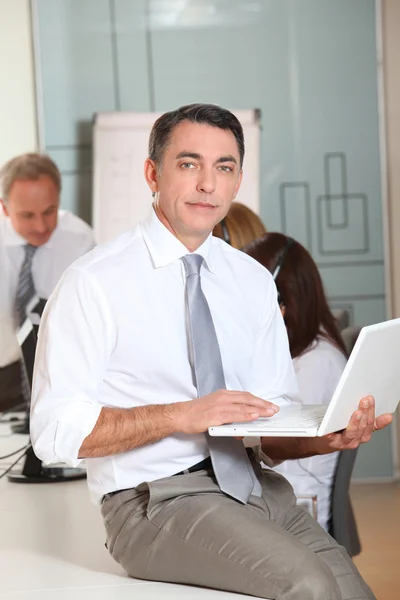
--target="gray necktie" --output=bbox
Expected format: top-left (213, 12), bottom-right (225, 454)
top-left (15, 244), bottom-right (37, 327)
top-left (182, 253), bottom-right (262, 504)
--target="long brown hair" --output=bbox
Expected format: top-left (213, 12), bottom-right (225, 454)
top-left (213, 202), bottom-right (267, 249)
top-left (243, 232), bottom-right (347, 359)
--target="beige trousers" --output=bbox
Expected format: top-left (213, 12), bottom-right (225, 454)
top-left (101, 464), bottom-right (375, 600)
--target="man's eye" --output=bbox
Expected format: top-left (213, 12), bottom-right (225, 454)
top-left (180, 162), bottom-right (196, 169)
top-left (218, 165), bottom-right (233, 172)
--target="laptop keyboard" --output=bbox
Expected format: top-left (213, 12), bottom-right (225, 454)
top-left (248, 405), bottom-right (327, 429)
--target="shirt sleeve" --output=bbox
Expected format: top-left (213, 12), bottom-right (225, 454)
top-left (250, 278), bottom-right (299, 405)
top-left (30, 267), bottom-right (115, 467)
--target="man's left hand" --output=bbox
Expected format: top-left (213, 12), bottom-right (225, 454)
top-left (318, 396), bottom-right (393, 453)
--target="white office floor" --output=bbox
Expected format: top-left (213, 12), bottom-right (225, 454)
top-left (0, 421), bottom-right (259, 600)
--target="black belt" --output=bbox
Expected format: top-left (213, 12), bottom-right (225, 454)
top-left (173, 456), bottom-right (213, 476)
top-left (175, 448), bottom-right (254, 476)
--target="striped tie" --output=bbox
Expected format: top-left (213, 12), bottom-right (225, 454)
top-left (15, 244), bottom-right (37, 327)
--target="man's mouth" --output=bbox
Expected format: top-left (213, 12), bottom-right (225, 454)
top-left (187, 202), bottom-right (216, 208)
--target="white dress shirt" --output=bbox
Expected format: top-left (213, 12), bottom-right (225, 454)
top-left (0, 208), bottom-right (95, 367)
top-left (274, 337), bottom-right (347, 531)
top-left (31, 208), bottom-right (298, 505)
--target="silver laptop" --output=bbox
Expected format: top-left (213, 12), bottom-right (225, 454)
top-left (209, 318), bottom-right (400, 438)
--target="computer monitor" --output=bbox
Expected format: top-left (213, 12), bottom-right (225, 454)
top-left (8, 298), bottom-right (86, 484)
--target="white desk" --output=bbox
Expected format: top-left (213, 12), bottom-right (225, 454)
top-left (0, 422), bottom-right (261, 600)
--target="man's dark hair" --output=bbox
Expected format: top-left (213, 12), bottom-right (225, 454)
top-left (148, 103), bottom-right (245, 169)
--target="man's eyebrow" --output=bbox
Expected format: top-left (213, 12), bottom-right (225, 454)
top-left (175, 152), bottom-right (237, 165)
top-left (215, 155), bottom-right (237, 165)
top-left (175, 152), bottom-right (202, 160)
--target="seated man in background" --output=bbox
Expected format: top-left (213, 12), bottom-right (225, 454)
top-left (0, 153), bottom-right (95, 412)
top-left (31, 104), bottom-right (391, 600)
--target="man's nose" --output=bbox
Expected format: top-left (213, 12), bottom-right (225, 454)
top-left (33, 217), bottom-right (47, 233)
top-left (196, 167), bottom-right (216, 194)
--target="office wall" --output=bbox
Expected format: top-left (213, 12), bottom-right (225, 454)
top-left (0, 0), bottom-right (37, 168)
top-left (32, 0), bottom-right (393, 479)
top-left (382, 0), bottom-right (400, 478)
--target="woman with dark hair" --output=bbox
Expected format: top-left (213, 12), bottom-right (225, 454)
top-left (243, 232), bottom-right (347, 531)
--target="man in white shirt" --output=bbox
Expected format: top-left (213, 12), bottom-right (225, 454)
top-left (30, 105), bottom-right (390, 600)
top-left (0, 153), bottom-right (95, 411)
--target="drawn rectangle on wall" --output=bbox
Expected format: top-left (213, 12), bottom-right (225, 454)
top-left (327, 195), bottom-right (347, 229)
top-left (317, 194), bottom-right (368, 255)
top-left (325, 153), bottom-right (348, 228)
top-left (279, 183), bottom-right (312, 250)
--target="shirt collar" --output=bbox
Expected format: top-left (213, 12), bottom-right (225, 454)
top-left (140, 207), bottom-right (215, 274)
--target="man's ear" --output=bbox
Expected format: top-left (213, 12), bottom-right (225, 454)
top-left (0, 199), bottom-right (9, 217)
top-left (144, 158), bottom-right (159, 196)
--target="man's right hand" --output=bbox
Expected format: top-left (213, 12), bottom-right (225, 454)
top-left (175, 390), bottom-right (279, 435)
